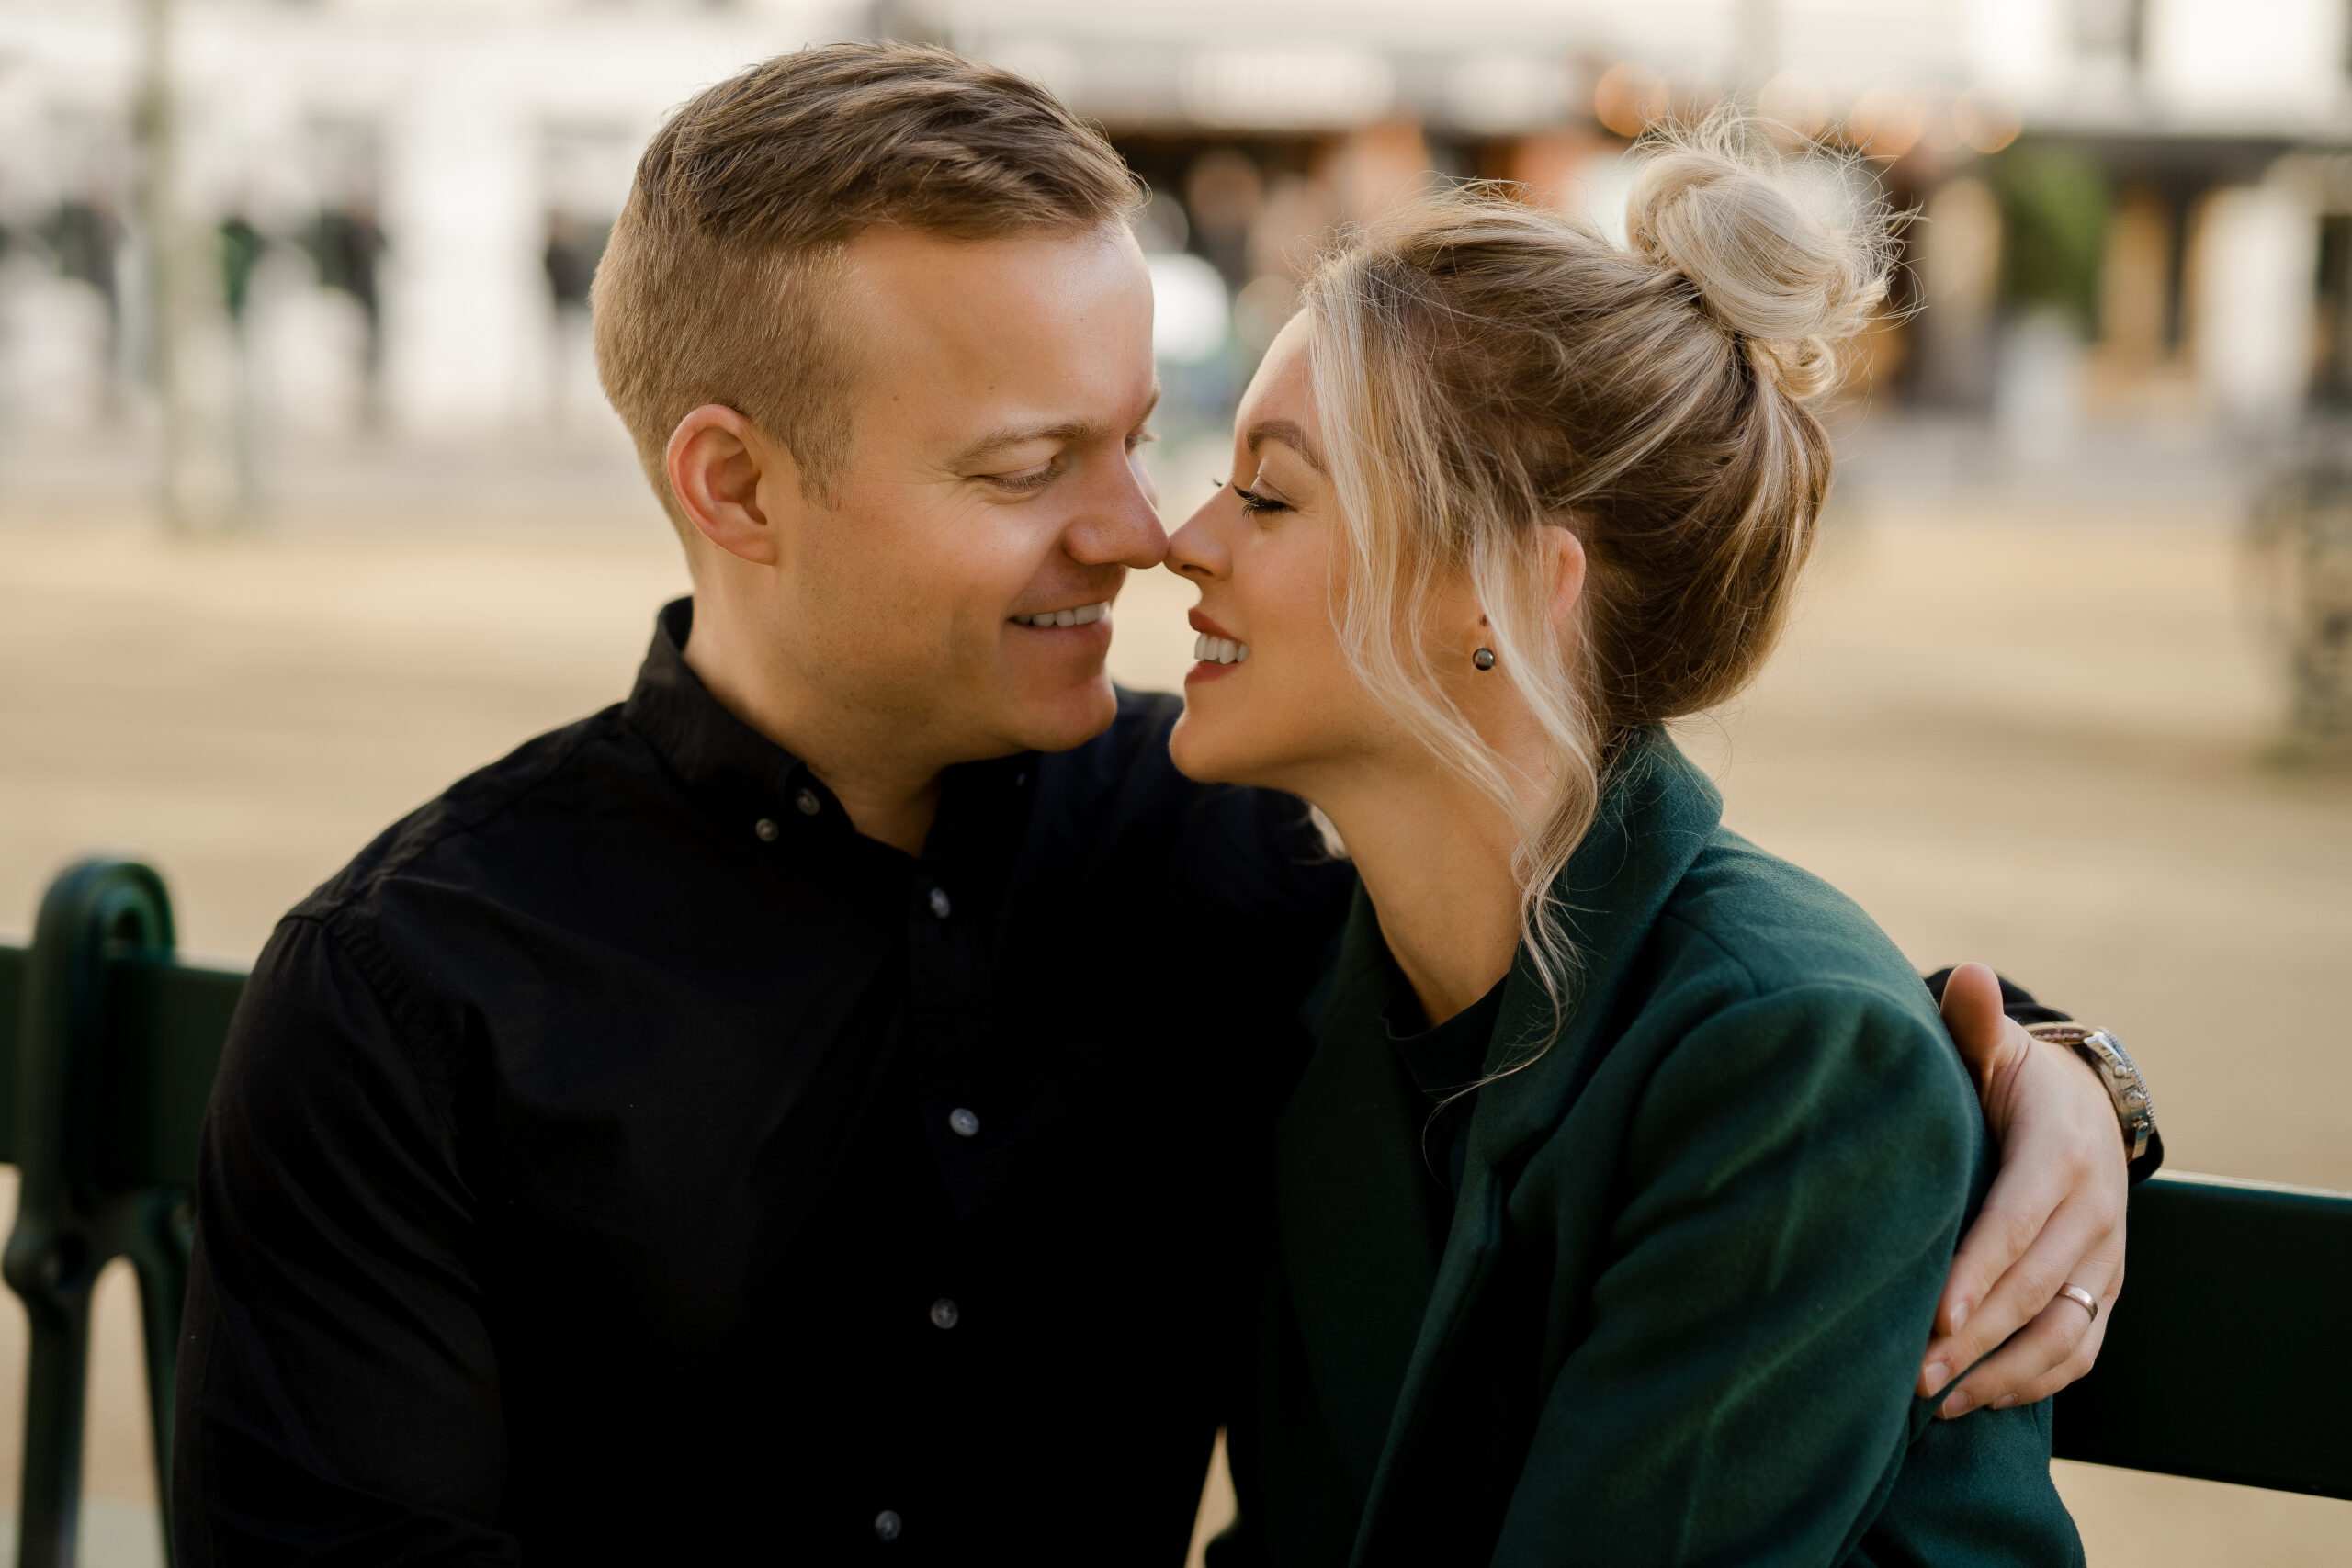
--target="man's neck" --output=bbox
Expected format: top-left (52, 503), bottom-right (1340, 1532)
top-left (811, 768), bottom-right (944, 859)
top-left (683, 602), bottom-right (944, 858)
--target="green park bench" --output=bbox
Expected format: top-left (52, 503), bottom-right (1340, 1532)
top-left (0, 856), bottom-right (2346, 1566)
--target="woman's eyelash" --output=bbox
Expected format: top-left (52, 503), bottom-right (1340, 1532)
top-left (1232, 484), bottom-right (1289, 514)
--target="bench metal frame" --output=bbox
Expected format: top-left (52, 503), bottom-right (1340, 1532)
top-left (0, 863), bottom-right (238, 1568)
top-left (0, 856), bottom-right (2345, 1566)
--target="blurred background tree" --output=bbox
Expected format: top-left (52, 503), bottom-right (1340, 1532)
top-left (1996, 144), bottom-right (2109, 332)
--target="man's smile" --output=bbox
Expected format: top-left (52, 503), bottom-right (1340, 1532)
top-left (1009, 600), bottom-right (1111, 628)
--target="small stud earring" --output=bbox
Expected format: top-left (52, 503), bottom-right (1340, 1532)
top-left (1472, 647), bottom-right (1497, 671)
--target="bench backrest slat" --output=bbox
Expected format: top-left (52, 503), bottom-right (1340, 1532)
top-left (0, 944), bottom-right (239, 1184)
top-left (2052, 1172), bottom-right (2352, 1499)
top-left (96, 960), bottom-right (243, 1190)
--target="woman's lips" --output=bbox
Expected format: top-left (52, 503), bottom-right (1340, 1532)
top-left (1184, 611), bottom-right (1251, 682)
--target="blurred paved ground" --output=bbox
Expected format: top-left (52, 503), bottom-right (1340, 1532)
top-left (0, 483), bottom-right (2344, 1565)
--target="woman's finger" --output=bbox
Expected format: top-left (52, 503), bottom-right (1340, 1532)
top-left (1935, 1261), bottom-right (2122, 1417)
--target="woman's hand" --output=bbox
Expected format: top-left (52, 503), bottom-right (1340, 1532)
top-left (1918, 963), bottom-right (2129, 1418)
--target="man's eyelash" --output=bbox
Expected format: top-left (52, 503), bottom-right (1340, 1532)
top-left (991, 466), bottom-right (1057, 493)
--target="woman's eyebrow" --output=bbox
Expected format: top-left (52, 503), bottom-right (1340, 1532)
top-left (1246, 418), bottom-right (1327, 475)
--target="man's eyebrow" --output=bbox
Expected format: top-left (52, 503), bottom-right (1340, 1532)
top-left (947, 390), bottom-right (1162, 472)
top-left (1246, 418), bottom-right (1327, 475)
top-left (948, 421), bottom-right (1097, 470)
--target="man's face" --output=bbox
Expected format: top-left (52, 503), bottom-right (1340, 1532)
top-left (767, 223), bottom-right (1163, 763)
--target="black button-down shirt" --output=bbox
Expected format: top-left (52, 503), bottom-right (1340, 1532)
top-left (176, 599), bottom-right (1354, 1566)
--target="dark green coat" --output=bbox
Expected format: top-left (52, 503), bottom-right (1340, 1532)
top-left (1215, 729), bottom-right (2083, 1567)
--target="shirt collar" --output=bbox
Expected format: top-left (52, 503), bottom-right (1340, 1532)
top-left (623, 597), bottom-right (834, 839)
top-left (621, 597), bottom-right (1035, 869)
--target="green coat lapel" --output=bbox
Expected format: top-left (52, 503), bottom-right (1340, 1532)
top-left (1274, 886), bottom-right (1449, 1502)
top-left (1354, 728), bottom-right (1728, 1547)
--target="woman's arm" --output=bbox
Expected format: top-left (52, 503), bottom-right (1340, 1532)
top-left (1488, 985), bottom-right (2074, 1567)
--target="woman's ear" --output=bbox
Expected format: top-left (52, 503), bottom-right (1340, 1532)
top-left (666, 404), bottom-right (798, 566)
top-left (1543, 525), bottom-right (1588, 626)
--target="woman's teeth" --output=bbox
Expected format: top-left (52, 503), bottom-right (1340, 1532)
top-left (1193, 633), bottom-right (1251, 665)
top-left (1012, 602), bottom-right (1110, 628)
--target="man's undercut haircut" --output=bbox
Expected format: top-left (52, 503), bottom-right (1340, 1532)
top-left (593, 40), bottom-right (1140, 516)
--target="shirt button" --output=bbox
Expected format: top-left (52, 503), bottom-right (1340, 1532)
top-left (948, 1107), bottom-right (980, 1138)
top-left (753, 818), bottom-right (779, 842)
top-left (794, 788), bottom-right (820, 816)
top-left (930, 1297), bottom-right (960, 1330)
top-left (928, 886), bottom-right (952, 919)
top-left (874, 1509), bottom-right (902, 1541)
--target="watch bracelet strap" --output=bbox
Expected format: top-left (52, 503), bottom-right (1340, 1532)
top-left (2025, 1022), bottom-right (2158, 1167)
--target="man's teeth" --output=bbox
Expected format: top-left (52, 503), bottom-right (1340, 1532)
top-left (1012, 601), bottom-right (1110, 628)
top-left (1193, 632), bottom-right (1251, 665)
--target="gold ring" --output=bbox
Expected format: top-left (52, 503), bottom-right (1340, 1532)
top-left (2059, 1284), bottom-right (2098, 1324)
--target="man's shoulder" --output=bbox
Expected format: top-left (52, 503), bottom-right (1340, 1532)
top-left (1032, 685), bottom-right (1210, 837)
top-left (291, 703), bottom-right (637, 926)
top-left (1042, 685), bottom-right (1351, 931)
top-left (1066, 686), bottom-right (1297, 840)
top-left (1060, 684), bottom-right (1184, 776)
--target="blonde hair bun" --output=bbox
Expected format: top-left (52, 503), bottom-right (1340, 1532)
top-left (1623, 117), bottom-right (1893, 400)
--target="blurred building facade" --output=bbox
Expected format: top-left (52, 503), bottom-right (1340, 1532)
top-left (5, 0), bottom-right (2352, 525)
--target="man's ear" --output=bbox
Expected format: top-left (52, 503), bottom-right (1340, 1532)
top-left (665, 404), bottom-right (797, 566)
top-left (1543, 523), bottom-right (1588, 626)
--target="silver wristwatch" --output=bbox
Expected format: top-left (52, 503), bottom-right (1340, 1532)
top-left (2025, 1023), bottom-right (2156, 1162)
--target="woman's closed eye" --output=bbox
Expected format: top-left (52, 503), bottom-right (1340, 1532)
top-left (1230, 482), bottom-right (1291, 514)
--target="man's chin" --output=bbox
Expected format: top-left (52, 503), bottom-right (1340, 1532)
top-left (1002, 673), bottom-right (1121, 756)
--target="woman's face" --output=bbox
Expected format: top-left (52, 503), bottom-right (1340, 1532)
top-left (1165, 317), bottom-right (1408, 793)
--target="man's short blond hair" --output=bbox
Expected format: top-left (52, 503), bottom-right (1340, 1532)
top-left (593, 41), bottom-right (1139, 517)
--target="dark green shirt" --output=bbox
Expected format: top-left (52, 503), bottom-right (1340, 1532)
top-left (1215, 728), bottom-right (2085, 1568)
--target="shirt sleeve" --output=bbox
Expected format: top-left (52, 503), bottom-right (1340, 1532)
top-left (1487, 987), bottom-right (2079, 1568)
top-left (174, 913), bottom-right (519, 1567)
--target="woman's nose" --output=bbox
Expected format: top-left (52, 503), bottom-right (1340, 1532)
top-left (1167, 490), bottom-right (1231, 581)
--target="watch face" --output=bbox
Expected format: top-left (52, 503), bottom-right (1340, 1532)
top-left (2034, 1025), bottom-right (2155, 1156)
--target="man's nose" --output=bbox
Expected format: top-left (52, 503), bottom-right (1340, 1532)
top-left (1066, 465), bottom-right (1170, 570)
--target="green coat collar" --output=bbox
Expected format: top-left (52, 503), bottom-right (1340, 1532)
top-left (1276, 727), bottom-right (1727, 1530)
